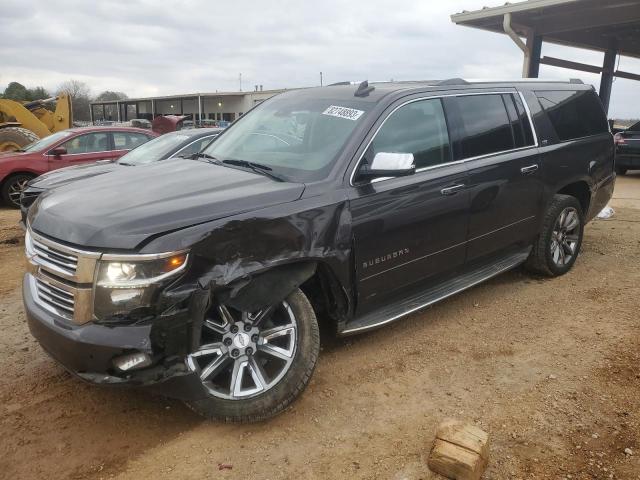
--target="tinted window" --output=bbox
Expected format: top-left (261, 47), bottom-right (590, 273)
top-left (368, 98), bottom-right (450, 169)
top-left (503, 94), bottom-right (525, 148)
top-left (113, 132), bottom-right (150, 150)
top-left (455, 95), bottom-right (514, 159)
top-left (61, 132), bottom-right (109, 154)
top-left (535, 90), bottom-right (608, 141)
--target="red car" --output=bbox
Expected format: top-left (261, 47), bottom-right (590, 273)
top-left (0, 127), bottom-right (157, 207)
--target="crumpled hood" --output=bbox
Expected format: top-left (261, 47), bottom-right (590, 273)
top-left (29, 161), bottom-right (119, 190)
top-left (29, 159), bottom-right (305, 250)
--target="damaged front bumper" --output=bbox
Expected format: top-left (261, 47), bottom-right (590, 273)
top-left (23, 274), bottom-right (208, 400)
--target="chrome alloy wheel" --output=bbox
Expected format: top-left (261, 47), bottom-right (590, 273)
top-left (187, 302), bottom-right (297, 400)
top-left (8, 178), bottom-right (29, 205)
top-left (550, 206), bottom-right (580, 266)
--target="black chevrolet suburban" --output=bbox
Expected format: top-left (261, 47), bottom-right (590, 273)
top-left (23, 79), bottom-right (615, 422)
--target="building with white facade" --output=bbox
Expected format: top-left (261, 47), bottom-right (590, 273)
top-left (89, 87), bottom-right (287, 124)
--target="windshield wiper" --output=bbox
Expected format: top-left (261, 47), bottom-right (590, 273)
top-left (222, 159), bottom-right (286, 182)
top-left (191, 152), bottom-right (220, 162)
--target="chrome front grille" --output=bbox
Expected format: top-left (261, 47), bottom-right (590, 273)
top-left (32, 237), bottom-right (78, 277)
top-left (33, 276), bottom-right (75, 321)
top-left (26, 229), bottom-right (100, 324)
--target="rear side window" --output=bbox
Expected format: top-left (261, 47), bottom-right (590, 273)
top-left (113, 132), bottom-right (150, 150)
top-left (535, 90), bottom-right (608, 141)
top-left (368, 98), bottom-right (451, 169)
top-left (454, 94), bottom-right (514, 158)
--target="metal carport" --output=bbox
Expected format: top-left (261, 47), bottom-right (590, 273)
top-left (451, 0), bottom-right (640, 113)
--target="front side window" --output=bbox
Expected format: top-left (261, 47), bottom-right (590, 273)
top-left (455, 94), bottom-right (515, 159)
top-left (535, 90), bottom-right (608, 141)
top-left (367, 98), bottom-right (451, 170)
top-left (61, 132), bottom-right (109, 154)
top-left (202, 91), bottom-right (373, 182)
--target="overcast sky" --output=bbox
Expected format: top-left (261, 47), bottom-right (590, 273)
top-left (1, 0), bottom-right (639, 117)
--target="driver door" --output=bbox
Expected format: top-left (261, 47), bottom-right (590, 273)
top-left (49, 131), bottom-right (112, 170)
top-left (348, 97), bottom-right (470, 314)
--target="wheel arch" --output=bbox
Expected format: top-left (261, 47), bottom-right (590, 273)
top-left (214, 259), bottom-right (351, 334)
top-left (556, 180), bottom-right (591, 216)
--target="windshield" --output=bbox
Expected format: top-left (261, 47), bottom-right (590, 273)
top-left (201, 92), bottom-right (372, 182)
top-left (23, 130), bottom-right (73, 152)
top-left (117, 132), bottom-right (192, 165)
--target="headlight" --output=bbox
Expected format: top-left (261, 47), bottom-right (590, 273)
top-left (94, 252), bottom-right (188, 322)
top-left (96, 252), bottom-right (188, 288)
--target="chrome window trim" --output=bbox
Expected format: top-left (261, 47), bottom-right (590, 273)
top-left (349, 90), bottom-right (539, 187)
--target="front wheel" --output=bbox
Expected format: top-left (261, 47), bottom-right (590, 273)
top-left (185, 288), bottom-right (319, 422)
top-left (1, 173), bottom-right (34, 208)
top-left (525, 194), bottom-right (584, 277)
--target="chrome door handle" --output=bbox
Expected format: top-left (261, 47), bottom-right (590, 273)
top-left (521, 164), bottom-right (539, 175)
top-left (440, 184), bottom-right (465, 196)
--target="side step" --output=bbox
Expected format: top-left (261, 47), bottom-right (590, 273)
top-left (340, 248), bottom-right (531, 336)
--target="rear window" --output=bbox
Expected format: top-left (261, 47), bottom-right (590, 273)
top-left (535, 90), bottom-right (608, 141)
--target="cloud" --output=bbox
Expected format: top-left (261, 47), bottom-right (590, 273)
top-left (0, 0), bottom-right (637, 117)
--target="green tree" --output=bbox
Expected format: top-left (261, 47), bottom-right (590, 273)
top-left (94, 91), bottom-right (128, 102)
top-left (26, 86), bottom-right (50, 101)
top-left (3, 82), bottom-right (28, 100)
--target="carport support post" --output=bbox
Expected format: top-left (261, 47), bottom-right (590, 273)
top-left (116, 101), bottom-right (121, 122)
top-left (525, 33), bottom-right (542, 78)
top-left (198, 95), bottom-right (202, 124)
top-left (89, 104), bottom-right (94, 125)
top-left (599, 48), bottom-right (617, 114)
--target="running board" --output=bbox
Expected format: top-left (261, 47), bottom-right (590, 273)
top-left (340, 248), bottom-right (531, 336)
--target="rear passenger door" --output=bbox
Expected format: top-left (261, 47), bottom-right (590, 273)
top-left (349, 97), bottom-right (469, 313)
top-left (111, 131), bottom-right (153, 160)
top-left (445, 92), bottom-right (541, 262)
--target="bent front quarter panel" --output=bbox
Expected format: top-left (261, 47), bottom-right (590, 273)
top-left (141, 188), bottom-right (355, 330)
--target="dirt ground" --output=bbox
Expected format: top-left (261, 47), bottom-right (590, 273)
top-left (1, 174), bottom-right (639, 480)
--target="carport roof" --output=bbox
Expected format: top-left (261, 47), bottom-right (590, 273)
top-left (451, 0), bottom-right (640, 59)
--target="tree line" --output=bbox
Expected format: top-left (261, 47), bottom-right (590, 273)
top-left (1, 80), bottom-right (128, 122)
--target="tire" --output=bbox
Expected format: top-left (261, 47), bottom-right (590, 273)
top-left (185, 288), bottom-right (320, 423)
top-left (0, 127), bottom-right (40, 153)
top-left (525, 194), bottom-right (584, 277)
top-left (1, 173), bottom-right (34, 208)
top-left (615, 166), bottom-right (627, 176)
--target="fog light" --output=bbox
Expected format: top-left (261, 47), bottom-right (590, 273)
top-left (113, 352), bottom-right (152, 372)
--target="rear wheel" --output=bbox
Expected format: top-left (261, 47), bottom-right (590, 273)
top-left (185, 288), bottom-right (319, 423)
top-left (0, 127), bottom-right (39, 153)
top-left (1, 173), bottom-right (34, 208)
top-left (615, 166), bottom-right (628, 175)
top-left (525, 194), bottom-right (584, 277)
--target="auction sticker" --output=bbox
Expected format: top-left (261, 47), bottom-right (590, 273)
top-left (322, 105), bottom-right (365, 121)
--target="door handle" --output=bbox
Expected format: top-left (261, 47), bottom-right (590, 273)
top-left (520, 164), bottom-right (539, 175)
top-left (440, 184), bottom-right (466, 196)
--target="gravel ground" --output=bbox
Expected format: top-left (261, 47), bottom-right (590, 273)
top-left (0, 174), bottom-right (639, 480)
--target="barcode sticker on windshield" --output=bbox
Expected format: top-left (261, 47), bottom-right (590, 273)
top-left (322, 105), bottom-right (364, 121)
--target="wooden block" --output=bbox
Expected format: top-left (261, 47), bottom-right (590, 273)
top-left (427, 419), bottom-right (489, 480)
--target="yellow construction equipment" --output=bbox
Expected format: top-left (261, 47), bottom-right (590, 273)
top-left (0, 94), bottom-right (73, 152)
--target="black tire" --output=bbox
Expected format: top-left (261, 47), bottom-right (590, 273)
top-left (0, 127), bottom-right (40, 152)
top-left (525, 194), bottom-right (584, 277)
top-left (615, 166), bottom-right (627, 176)
top-left (185, 288), bottom-right (320, 423)
top-left (1, 173), bottom-right (34, 208)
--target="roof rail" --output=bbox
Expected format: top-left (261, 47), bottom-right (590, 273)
top-left (328, 81), bottom-right (352, 86)
top-left (569, 78), bottom-right (584, 84)
top-left (354, 80), bottom-right (375, 97)
top-left (437, 78), bottom-right (470, 86)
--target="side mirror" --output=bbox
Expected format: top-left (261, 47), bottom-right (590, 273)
top-left (358, 152), bottom-right (416, 179)
top-left (49, 146), bottom-right (67, 157)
